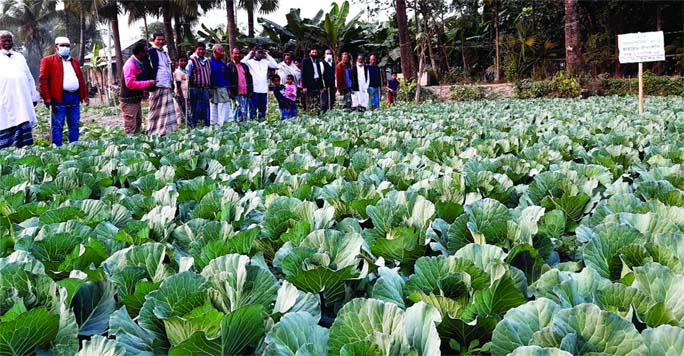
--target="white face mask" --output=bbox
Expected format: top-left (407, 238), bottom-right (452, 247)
top-left (58, 46), bottom-right (71, 57)
top-left (0, 49), bottom-right (10, 55)
top-left (325, 54), bottom-right (333, 62)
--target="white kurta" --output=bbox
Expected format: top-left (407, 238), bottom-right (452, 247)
top-left (0, 51), bottom-right (39, 131)
top-left (278, 62), bottom-right (301, 86)
top-left (352, 65), bottom-right (369, 108)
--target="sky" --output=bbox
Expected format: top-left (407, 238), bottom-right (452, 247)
top-left (116, 0), bottom-right (389, 42)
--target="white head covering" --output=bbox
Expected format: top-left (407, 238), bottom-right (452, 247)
top-left (55, 36), bottom-right (70, 45)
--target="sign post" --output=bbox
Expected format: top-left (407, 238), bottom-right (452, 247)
top-left (617, 31), bottom-right (665, 115)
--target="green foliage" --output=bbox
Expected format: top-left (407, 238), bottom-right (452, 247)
top-left (1, 97), bottom-right (684, 354)
top-left (600, 72), bottom-right (684, 97)
top-left (450, 85), bottom-right (488, 102)
top-left (515, 73), bottom-right (580, 99)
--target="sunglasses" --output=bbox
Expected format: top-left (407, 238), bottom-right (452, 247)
top-left (57, 44), bottom-right (70, 47)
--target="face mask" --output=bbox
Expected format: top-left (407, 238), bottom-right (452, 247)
top-left (0, 49), bottom-right (10, 55)
top-left (325, 55), bottom-right (332, 62)
top-left (58, 47), bottom-right (70, 57)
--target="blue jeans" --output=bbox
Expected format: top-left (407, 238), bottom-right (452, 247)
top-left (280, 101), bottom-right (297, 119)
top-left (51, 92), bottom-right (80, 146)
top-left (368, 87), bottom-right (380, 110)
top-left (188, 88), bottom-right (210, 127)
top-left (233, 95), bottom-right (250, 122)
top-left (250, 92), bottom-right (267, 120)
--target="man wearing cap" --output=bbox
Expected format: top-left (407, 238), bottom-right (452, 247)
top-left (0, 31), bottom-right (39, 149)
top-left (39, 36), bottom-right (88, 146)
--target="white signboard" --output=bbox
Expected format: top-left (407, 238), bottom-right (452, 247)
top-left (618, 31), bottom-right (665, 64)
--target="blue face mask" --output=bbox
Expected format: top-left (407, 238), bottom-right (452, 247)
top-left (58, 46), bottom-right (70, 57)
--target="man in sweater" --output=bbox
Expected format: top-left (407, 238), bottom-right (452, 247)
top-left (209, 44), bottom-right (231, 126)
top-left (39, 36), bottom-right (88, 146)
top-left (186, 42), bottom-right (211, 127)
top-left (241, 47), bottom-right (279, 120)
top-left (146, 33), bottom-right (177, 135)
top-left (367, 54), bottom-right (382, 110)
top-left (120, 40), bottom-right (156, 134)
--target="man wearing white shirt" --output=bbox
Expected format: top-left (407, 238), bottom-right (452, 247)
top-left (0, 31), bottom-right (39, 149)
top-left (39, 36), bottom-right (88, 146)
top-left (241, 47), bottom-right (279, 120)
top-left (351, 54), bottom-right (369, 112)
top-left (277, 53), bottom-right (300, 86)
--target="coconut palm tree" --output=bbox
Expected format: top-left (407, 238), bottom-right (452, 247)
top-left (95, 0), bottom-right (123, 80)
top-left (0, 0), bottom-right (60, 77)
top-left (239, 0), bottom-right (279, 38)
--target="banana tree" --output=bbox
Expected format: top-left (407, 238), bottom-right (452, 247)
top-left (321, 1), bottom-right (366, 60)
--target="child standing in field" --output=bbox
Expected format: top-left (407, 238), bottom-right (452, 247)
top-left (387, 72), bottom-right (399, 106)
top-left (174, 55), bottom-right (189, 126)
top-left (272, 75), bottom-right (297, 120)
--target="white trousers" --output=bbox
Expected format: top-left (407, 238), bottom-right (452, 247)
top-left (352, 90), bottom-right (369, 108)
top-left (210, 101), bottom-right (233, 126)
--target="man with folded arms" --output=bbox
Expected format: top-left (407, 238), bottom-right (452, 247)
top-left (39, 36), bottom-right (89, 146)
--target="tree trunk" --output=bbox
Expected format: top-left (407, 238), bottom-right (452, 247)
top-left (247, 6), bottom-right (255, 38)
top-left (143, 16), bottom-right (149, 41)
top-left (415, 43), bottom-right (426, 103)
top-left (494, 2), bottom-right (501, 81)
top-left (111, 12), bottom-right (124, 81)
top-left (226, 0), bottom-right (237, 49)
top-left (64, 4), bottom-right (70, 37)
top-left (162, 0), bottom-right (177, 61)
top-left (654, 1), bottom-right (663, 74)
top-left (395, 0), bottom-right (416, 80)
top-left (174, 14), bottom-right (183, 50)
top-left (79, 6), bottom-right (86, 64)
top-left (564, 0), bottom-right (583, 75)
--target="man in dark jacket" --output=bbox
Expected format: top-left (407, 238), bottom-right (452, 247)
top-left (320, 49), bottom-right (336, 112)
top-left (301, 47), bottom-right (323, 113)
top-left (227, 47), bottom-right (253, 122)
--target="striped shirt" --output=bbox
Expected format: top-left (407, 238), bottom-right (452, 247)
top-left (187, 55), bottom-right (211, 88)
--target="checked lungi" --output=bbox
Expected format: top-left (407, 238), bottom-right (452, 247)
top-left (0, 121), bottom-right (33, 149)
top-left (147, 87), bottom-right (178, 136)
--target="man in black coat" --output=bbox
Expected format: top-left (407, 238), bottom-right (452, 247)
top-left (227, 48), bottom-right (253, 122)
top-left (301, 47), bottom-right (323, 113)
top-left (319, 48), bottom-right (336, 112)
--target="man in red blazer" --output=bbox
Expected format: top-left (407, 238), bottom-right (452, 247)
top-left (39, 36), bottom-right (89, 146)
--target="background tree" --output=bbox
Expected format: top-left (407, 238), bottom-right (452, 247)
top-left (239, 0), bottom-right (280, 38)
top-left (564, 0), bottom-right (582, 74)
top-left (395, 0), bottom-right (416, 80)
top-left (96, 0), bottom-right (123, 80)
top-left (0, 0), bottom-right (60, 77)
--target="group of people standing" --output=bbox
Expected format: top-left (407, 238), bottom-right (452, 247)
top-left (1, 32), bottom-right (89, 149)
top-left (0, 29), bottom-right (402, 150)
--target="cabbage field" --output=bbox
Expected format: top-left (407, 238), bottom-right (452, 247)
top-left (2, 96), bottom-right (684, 356)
